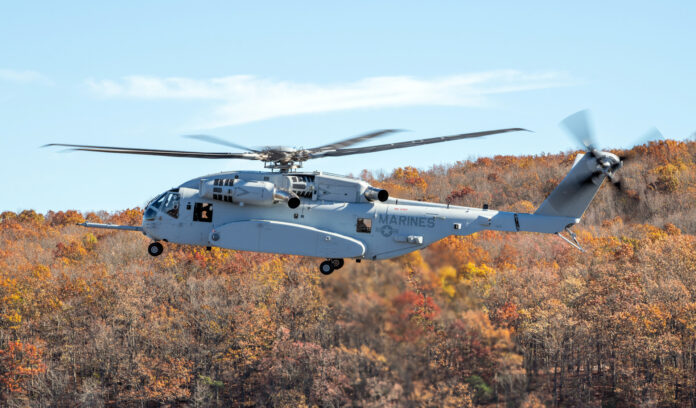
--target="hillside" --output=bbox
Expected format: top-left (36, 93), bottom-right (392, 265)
top-left (1, 140), bottom-right (695, 406)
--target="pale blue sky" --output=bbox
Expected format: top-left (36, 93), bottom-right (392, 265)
top-left (1, 1), bottom-right (694, 212)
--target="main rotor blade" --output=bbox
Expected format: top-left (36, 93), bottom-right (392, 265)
top-left (560, 109), bottom-right (598, 154)
top-left (309, 128), bottom-right (528, 158)
top-left (43, 144), bottom-right (261, 160)
top-left (308, 129), bottom-right (404, 153)
top-left (184, 134), bottom-right (260, 152)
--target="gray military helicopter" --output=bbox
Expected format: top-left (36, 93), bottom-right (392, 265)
top-left (47, 110), bottom-right (627, 275)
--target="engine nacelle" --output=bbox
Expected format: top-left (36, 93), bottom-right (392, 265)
top-left (199, 178), bottom-right (298, 207)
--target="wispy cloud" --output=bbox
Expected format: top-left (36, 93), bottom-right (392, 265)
top-left (87, 70), bottom-right (572, 128)
top-left (0, 69), bottom-right (51, 84)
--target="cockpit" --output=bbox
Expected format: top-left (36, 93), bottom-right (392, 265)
top-left (144, 190), bottom-right (180, 221)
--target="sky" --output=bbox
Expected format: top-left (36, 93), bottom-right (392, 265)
top-left (1, 1), bottom-right (694, 212)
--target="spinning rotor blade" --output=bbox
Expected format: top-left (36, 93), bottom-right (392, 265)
top-left (619, 127), bottom-right (664, 161)
top-left (184, 134), bottom-right (260, 152)
top-left (310, 128), bottom-right (528, 158)
top-left (609, 127), bottom-right (662, 196)
top-left (606, 172), bottom-right (638, 200)
top-left (560, 109), bottom-right (599, 155)
top-left (580, 170), bottom-right (624, 194)
top-left (43, 144), bottom-right (260, 160)
top-left (308, 129), bottom-right (404, 153)
top-left (639, 127), bottom-right (664, 146)
top-left (609, 175), bottom-right (624, 191)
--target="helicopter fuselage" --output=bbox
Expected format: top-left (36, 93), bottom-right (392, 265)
top-left (141, 170), bottom-right (577, 260)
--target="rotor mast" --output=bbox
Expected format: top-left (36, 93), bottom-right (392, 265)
top-left (264, 159), bottom-right (303, 172)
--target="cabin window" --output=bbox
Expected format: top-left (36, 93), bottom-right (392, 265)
top-left (193, 202), bottom-right (213, 222)
top-left (162, 192), bottom-right (180, 219)
top-left (356, 218), bottom-right (372, 233)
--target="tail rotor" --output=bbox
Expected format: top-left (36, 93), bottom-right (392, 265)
top-left (559, 110), bottom-right (660, 196)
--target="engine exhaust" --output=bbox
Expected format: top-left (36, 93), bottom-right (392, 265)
top-left (274, 189), bottom-right (301, 209)
top-left (364, 187), bottom-right (389, 202)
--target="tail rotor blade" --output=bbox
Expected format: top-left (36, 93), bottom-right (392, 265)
top-left (608, 174), bottom-right (623, 191)
top-left (639, 127), bottom-right (664, 146)
top-left (560, 109), bottom-right (598, 154)
top-left (619, 127), bottom-right (664, 162)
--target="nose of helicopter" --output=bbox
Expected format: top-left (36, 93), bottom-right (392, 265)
top-left (142, 189), bottom-right (182, 240)
top-left (143, 193), bottom-right (163, 221)
top-left (142, 192), bottom-right (167, 240)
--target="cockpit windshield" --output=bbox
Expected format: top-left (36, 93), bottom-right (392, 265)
top-left (150, 194), bottom-right (167, 209)
top-left (144, 193), bottom-right (164, 220)
top-left (144, 192), bottom-right (179, 221)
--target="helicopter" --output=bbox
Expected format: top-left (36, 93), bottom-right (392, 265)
top-left (46, 110), bottom-right (628, 275)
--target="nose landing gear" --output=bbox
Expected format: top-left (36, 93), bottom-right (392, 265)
top-left (148, 242), bottom-right (164, 257)
top-left (319, 258), bottom-right (344, 275)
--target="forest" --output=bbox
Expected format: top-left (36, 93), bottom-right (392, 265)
top-left (1, 139), bottom-right (695, 407)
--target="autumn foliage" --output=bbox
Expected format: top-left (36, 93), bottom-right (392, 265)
top-left (0, 140), bottom-right (695, 406)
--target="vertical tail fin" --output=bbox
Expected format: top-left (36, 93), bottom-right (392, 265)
top-left (535, 153), bottom-right (607, 219)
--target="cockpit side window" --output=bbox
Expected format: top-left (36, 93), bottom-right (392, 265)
top-left (162, 193), bottom-right (180, 219)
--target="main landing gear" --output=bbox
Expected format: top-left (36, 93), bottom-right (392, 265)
top-left (319, 258), bottom-right (344, 275)
top-left (148, 242), bottom-right (163, 257)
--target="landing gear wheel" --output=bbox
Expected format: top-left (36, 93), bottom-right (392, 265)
top-left (148, 242), bottom-right (163, 257)
top-left (319, 260), bottom-right (334, 275)
top-left (331, 258), bottom-right (344, 270)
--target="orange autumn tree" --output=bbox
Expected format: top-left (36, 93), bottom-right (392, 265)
top-left (0, 341), bottom-right (46, 396)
